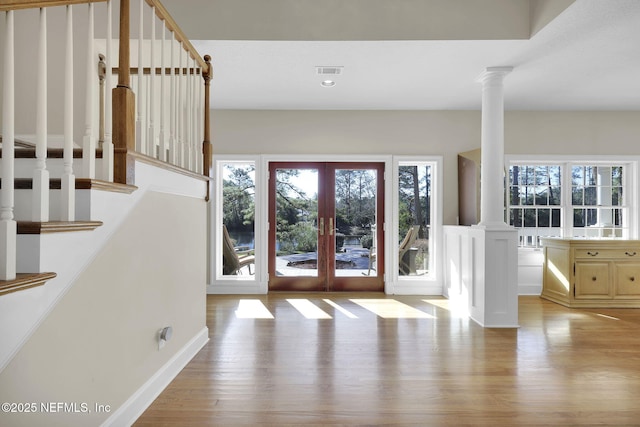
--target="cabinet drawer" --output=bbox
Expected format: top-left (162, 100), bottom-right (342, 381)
top-left (615, 263), bottom-right (640, 297)
top-left (574, 249), bottom-right (640, 260)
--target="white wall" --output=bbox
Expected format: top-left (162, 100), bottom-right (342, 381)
top-left (212, 109), bottom-right (481, 226)
top-left (211, 109), bottom-right (640, 225)
top-left (505, 111), bottom-right (640, 155)
top-left (163, 0), bottom-right (532, 41)
top-left (210, 109), bottom-right (640, 294)
top-left (0, 189), bottom-right (208, 427)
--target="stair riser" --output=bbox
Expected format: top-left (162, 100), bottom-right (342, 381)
top-left (8, 158), bottom-right (104, 179)
top-left (13, 189), bottom-right (95, 222)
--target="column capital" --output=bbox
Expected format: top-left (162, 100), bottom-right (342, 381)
top-left (476, 66), bottom-right (514, 85)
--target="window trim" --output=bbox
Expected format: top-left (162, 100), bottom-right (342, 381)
top-left (391, 156), bottom-right (443, 288)
top-left (505, 155), bottom-right (640, 245)
top-left (209, 154), bottom-right (444, 295)
top-left (210, 155), bottom-right (266, 294)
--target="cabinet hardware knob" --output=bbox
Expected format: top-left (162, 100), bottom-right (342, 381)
top-left (592, 276), bottom-right (597, 281)
top-left (625, 251), bottom-right (637, 256)
top-left (587, 251), bottom-right (599, 256)
top-left (631, 277), bottom-right (636, 282)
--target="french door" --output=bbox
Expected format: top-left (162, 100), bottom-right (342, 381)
top-left (268, 162), bottom-right (385, 292)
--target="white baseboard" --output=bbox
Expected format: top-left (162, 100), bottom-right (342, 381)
top-left (519, 284), bottom-right (543, 295)
top-left (386, 281), bottom-right (444, 295)
top-left (207, 281), bottom-right (268, 294)
top-left (101, 327), bottom-right (209, 427)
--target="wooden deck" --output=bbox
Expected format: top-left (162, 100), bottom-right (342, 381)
top-left (135, 294), bottom-right (640, 426)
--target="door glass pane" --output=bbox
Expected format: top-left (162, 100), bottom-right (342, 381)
top-left (222, 163), bottom-right (256, 276)
top-left (398, 164), bottom-right (431, 276)
top-left (275, 168), bottom-right (319, 277)
top-left (334, 169), bottom-right (378, 277)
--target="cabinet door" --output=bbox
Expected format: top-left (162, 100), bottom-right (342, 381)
top-left (614, 263), bottom-right (640, 298)
top-left (575, 262), bottom-right (611, 299)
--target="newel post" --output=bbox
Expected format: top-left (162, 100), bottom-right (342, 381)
top-left (202, 54), bottom-right (212, 201)
top-left (113, 0), bottom-right (136, 185)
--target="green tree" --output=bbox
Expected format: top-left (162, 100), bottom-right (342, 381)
top-left (335, 169), bottom-right (376, 234)
top-left (398, 165), bottom-right (431, 240)
top-left (223, 164), bottom-right (255, 232)
top-left (275, 169), bottom-right (318, 254)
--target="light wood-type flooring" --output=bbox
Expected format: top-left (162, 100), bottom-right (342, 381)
top-left (135, 294), bottom-right (640, 426)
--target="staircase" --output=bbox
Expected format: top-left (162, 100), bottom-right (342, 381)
top-left (1, 0), bottom-right (211, 289)
top-left (0, 143), bottom-right (134, 296)
top-left (0, 0), bottom-right (211, 398)
top-left (0, 2), bottom-right (212, 424)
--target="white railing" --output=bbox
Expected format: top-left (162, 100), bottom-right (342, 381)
top-left (126, 0), bottom-right (206, 172)
top-left (0, 0), bottom-right (211, 281)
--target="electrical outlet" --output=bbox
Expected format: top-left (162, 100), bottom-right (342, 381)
top-left (158, 326), bottom-right (173, 351)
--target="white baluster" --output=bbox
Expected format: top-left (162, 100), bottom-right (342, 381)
top-left (1, 10), bottom-right (17, 280)
top-left (186, 55), bottom-right (193, 171)
top-left (135, 0), bottom-right (144, 153)
top-left (197, 65), bottom-right (204, 174)
top-left (82, 2), bottom-right (96, 179)
top-left (158, 19), bottom-right (167, 162)
top-left (177, 45), bottom-right (184, 167)
top-left (147, 5), bottom-right (156, 158)
top-left (61, 5), bottom-right (76, 222)
top-left (169, 32), bottom-right (179, 165)
top-left (33, 7), bottom-right (50, 222)
top-left (102, 0), bottom-right (114, 182)
top-left (182, 46), bottom-right (189, 169)
top-left (169, 32), bottom-right (176, 165)
top-left (191, 58), bottom-right (198, 172)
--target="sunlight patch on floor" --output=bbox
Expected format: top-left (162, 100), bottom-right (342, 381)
top-left (595, 313), bottom-right (620, 321)
top-left (350, 299), bottom-right (434, 319)
top-left (287, 299), bottom-right (333, 319)
top-left (323, 299), bottom-right (358, 318)
top-left (423, 299), bottom-right (449, 311)
top-left (235, 300), bottom-right (274, 319)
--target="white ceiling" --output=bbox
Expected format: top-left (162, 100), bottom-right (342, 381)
top-left (189, 0), bottom-right (640, 110)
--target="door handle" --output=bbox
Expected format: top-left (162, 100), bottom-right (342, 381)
top-left (329, 218), bottom-right (334, 236)
top-left (319, 218), bottom-right (324, 236)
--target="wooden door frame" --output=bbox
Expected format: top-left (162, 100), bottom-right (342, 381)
top-left (268, 162), bottom-right (327, 291)
top-left (267, 160), bottom-right (386, 292)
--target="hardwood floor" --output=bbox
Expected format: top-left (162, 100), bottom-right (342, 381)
top-left (135, 294), bottom-right (640, 426)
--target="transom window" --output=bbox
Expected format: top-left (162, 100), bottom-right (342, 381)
top-left (508, 161), bottom-right (633, 247)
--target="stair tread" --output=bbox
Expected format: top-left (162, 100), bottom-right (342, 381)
top-left (17, 221), bottom-right (103, 234)
top-left (0, 147), bottom-right (103, 159)
top-left (0, 178), bottom-right (137, 193)
top-left (0, 136), bottom-right (35, 148)
top-left (0, 272), bottom-right (57, 296)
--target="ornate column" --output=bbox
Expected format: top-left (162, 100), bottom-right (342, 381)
top-left (471, 66), bottom-right (518, 327)
top-left (477, 66), bottom-right (513, 228)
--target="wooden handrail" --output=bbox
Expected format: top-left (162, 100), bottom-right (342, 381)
top-left (0, 0), bottom-right (105, 12)
top-left (145, 0), bottom-right (207, 71)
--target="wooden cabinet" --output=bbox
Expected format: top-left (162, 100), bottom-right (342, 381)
top-left (541, 238), bottom-right (640, 308)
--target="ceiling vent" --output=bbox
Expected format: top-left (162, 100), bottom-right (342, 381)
top-left (316, 66), bottom-right (343, 75)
